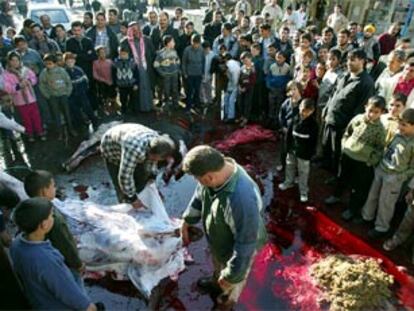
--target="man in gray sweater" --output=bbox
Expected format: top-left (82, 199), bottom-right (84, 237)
top-left (182, 34), bottom-right (204, 112)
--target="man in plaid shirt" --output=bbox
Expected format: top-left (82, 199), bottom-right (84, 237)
top-left (101, 123), bottom-right (176, 208)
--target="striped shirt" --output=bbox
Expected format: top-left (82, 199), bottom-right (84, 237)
top-left (100, 123), bottom-right (159, 197)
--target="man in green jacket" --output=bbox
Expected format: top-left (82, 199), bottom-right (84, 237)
top-left (181, 145), bottom-right (267, 310)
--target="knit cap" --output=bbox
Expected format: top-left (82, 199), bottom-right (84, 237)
top-left (12, 198), bottom-right (53, 234)
top-left (364, 24), bottom-right (376, 34)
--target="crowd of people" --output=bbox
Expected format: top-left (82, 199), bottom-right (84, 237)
top-left (1, 0), bottom-right (414, 310)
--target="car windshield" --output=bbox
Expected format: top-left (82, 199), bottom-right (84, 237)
top-left (31, 9), bottom-right (69, 24)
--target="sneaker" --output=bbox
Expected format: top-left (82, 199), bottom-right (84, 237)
top-left (300, 194), bottom-right (308, 203)
top-left (276, 165), bottom-right (283, 172)
top-left (341, 209), bottom-right (354, 221)
top-left (278, 182), bottom-right (294, 191)
top-left (383, 238), bottom-right (400, 251)
top-left (368, 229), bottom-right (388, 240)
top-left (28, 136), bottom-right (35, 143)
top-left (325, 195), bottom-right (341, 205)
top-left (39, 134), bottom-right (47, 141)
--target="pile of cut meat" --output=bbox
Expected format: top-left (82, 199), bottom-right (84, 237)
top-left (310, 254), bottom-right (394, 310)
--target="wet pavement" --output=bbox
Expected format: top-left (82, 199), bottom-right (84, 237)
top-left (2, 107), bottom-right (414, 310)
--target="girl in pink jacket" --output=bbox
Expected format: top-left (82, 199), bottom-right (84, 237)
top-left (3, 52), bottom-right (45, 142)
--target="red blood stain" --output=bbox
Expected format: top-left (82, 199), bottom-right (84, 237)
top-left (73, 184), bottom-right (89, 200)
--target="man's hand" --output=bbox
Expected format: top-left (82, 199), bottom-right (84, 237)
top-left (131, 199), bottom-right (146, 209)
top-left (79, 263), bottom-right (86, 274)
top-left (86, 303), bottom-right (97, 311)
top-left (218, 276), bottom-right (232, 291)
top-left (0, 231), bottom-right (11, 247)
top-left (181, 221), bottom-right (191, 246)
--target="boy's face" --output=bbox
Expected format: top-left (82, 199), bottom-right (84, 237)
top-left (387, 55), bottom-right (403, 73)
top-left (242, 57), bottom-right (252, 66)
top-left (167, 38), bottom-right (176, 49)
top-left (299, 104), bottom-right (314, 119)
top-left (119, 51), bottom-right (129, 59)
top-left (56, 57), bottom-right (64, 67)
top-left (280, 29), bottom-right (289, 41)
top-left (40, 179), bottom-right (56, 201)
top-left (316, 64), bottom-right (326, 78)
top-left (98, 49), bottom-right (106, 58)
top-left (275, 53), bottom-right (285, 64)
top-left (268, 46), bottom-right (276, 57)
top-left (318, 48), bottom-right (328, 62)
top-left (251, 47), bottom-right (259, 56)
top-left (121, 25), bottom-right (127, 35)
top-left (399, 120), bottom-right (414, 136)
top-left (288, 86), bottom-right (300, 98)
top-left (65, 58), bottom-right (76, 68)
top-left (322, 31), bottom-right (333, 43)
top-left (365, 104), bottom-right (383, 122)
top-left (39, 210), bottom-right (54, 234)
top-left (300, 38), bottom-right (310, 50)
top-left (301, 68), bottom-right (311, 80)
top-left (402, 61), bottom-right (414, 81)
top-left (302, 55), bottom-right (312, 65)
top-left (327, 53), bottom-right (339, 69)
top-left (389, 99), bottom-right (405, 118)
top-left (44, 60), bottom-right (55, 69)
top-left (338, 33), bottom-right (349, 46)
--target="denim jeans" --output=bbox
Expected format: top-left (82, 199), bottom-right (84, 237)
top-left (222, 88), bottom-right (237, 120)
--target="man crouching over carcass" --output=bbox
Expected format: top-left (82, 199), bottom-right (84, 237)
top-left (101, 123), bottom-right (176, 209)
top-left (181, 145), bottom-right (267, 310)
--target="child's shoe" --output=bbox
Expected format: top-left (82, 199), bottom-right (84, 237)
top-left (278, 182), bottom-right (294, 191)
top-left (300, 194), bottom-right (308, 203)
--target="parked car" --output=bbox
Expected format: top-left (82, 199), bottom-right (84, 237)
top-left (28, 4), bottom-right (72, 30)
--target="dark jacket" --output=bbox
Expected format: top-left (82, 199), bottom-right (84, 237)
top-left (177, 31), bottom-right (197, 59)
top-left (46, 208), bottom-right (83, 270)
top-left (28, 37), bottom-right (60, 57)
top-left (182, 45), bottom-right (204, 77)
top-left (85, 26), bottom-right (119, 59)
top-left (66, 65), bottom-right (89, 97)
top-left (150, 25), bottom-right (179, 51)
top-left (279, 98), bottom-right (300, 130)
top-left (203, 22), bottom-right (222, 46)
top-left (287, 114), bottom-right (319, 160)
top-left (66, 36), bottom-right (97, 79)
top-left (0, 38), bottom-right (12, 66)
top-left (279, 40), bottom-right (294, 64)
top-left (324, 70), bottom-right (375, 129)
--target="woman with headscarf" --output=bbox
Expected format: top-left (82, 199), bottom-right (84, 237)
top-left (120, 22), bottom-right (156, 112)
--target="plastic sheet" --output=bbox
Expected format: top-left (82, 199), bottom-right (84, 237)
top-left (54, 183), bottom-right (185, 298)
top-left (213, 124), bottom-right (276, 151)
top-left (0, 171), bottom-right (28, 200)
